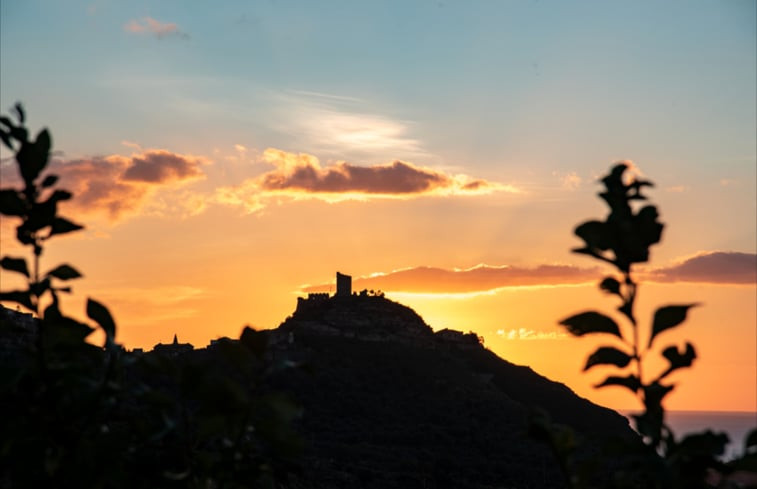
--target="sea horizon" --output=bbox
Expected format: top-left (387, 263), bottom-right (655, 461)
top-left (621, 409), bottom-right (757, 460)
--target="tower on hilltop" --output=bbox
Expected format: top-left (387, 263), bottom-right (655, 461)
top-left (336, 272), bottom-right (352, 297)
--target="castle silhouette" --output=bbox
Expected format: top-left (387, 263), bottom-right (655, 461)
top-left (297, 271), bottom-right (359, 310)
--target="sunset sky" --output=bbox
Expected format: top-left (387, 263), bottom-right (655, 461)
top-left (1, 0), bottom-right (755, 413)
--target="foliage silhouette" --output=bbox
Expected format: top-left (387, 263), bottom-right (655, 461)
top-left (0, 104), bottom-right (300, 488)
top-left (534, 163), bottom-right (757, 488)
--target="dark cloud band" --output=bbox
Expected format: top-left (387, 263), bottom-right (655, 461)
top-left (302, 253), bottom-right (757, 295)
top-left (647, 251), bottom-right (756, 284)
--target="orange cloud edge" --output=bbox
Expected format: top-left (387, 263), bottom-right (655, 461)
top-left (300, 252), bottom-right (757, 295)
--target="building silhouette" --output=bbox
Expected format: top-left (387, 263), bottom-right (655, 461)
top-left (336, 272), bottom-right (351, 297)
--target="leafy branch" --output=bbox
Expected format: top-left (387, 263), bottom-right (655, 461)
top-left (559, 163), bottom-right (700, 449)
top-left (549, 163), bottom-right (757, 488)
top-left (0, 103), bottom-right (301, 488)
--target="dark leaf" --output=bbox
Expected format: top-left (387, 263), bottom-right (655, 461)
top-left (559, 311), bottom-right (622, 338)
top-left (0, 290), bottom-right (33, 311)
top-left (0, 116), bottom-right (12, 129)
top-left (574, 220), bottom-right (612, 252)
top-left (35, 129), bottom-right (50, 156)
top-left (643, 381), bottom-right (675, 412)
top-left (583, 346), bottom-right (633, 371)
top-left (45, 264), bottom-right (82, 281)
top-left (17, 134), bottom-right (48, 185)
top-left (635, 205), bottom-right (664, 249)
top-left (87, 298), bottom-right (116, 341)
top-left (0, 189), bottom-right (26, 216)
top-left (43, 301), bottom-right (62, 321)
top-left (599, 277), bottom-right (621, 295)
top-left (13, 103), bottom-right (25, 124)
top-left (41, 174), bottom-right (59, 188)
top-left (595, 374), bottom-right (640, 392)
top-left (9, 125), bottom-right (27, 142)
top-left (0, 256), bottom-right (29, 277)
top-left (49, 217), bottom-right (84, 237)
top-left (240, 326), bottom-right (268, 357)
top-left (43, 305), bottom-right (95, 346)
top-left (30, 278), bottom-right (50, 297)
top-left (657, 342), bottom-right (696, 380)
top-left (0, 129), bottom-right (12, 149)
top-left (649, 304), bottom-right (699, 347)
top-left (15, 223), bottom-right (34, 245)
top-left (617, 301), bottom-right (634, 325)
top-left (45, 189), bottom-right (72, 204)
top-left (26, 200), bottom-right (57, 232)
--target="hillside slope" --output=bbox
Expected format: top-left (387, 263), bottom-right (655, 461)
top-left (268, 295), bottom-right (634, 488)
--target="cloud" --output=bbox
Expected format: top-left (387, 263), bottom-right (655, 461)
top-left (44, 150), bottom-right (208, 220)
top-left (124, 17), bottom-right (189, 39)
top-left (496, 328), bottom-right (568, 340)
top-left (553, 170), bottom-right (582, 190)
top-left (302, 264), bottom-right (602, 295)
top-left (276, 90), bottom-right (427, 160)
top-left (301, 252), bottom-right (757, 296)
top-left (121, 150), bottom-right (205, 183)
top-left (214, 148), bottom-right (517, 213)
top-left (646, 251), bottom-right (757, 285)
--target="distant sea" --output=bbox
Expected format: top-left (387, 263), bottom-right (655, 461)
top-left (623, 410), bottom-right (757, 460)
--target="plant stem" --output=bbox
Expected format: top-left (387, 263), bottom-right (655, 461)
top-left (624, 272), bottom-right (644, 397)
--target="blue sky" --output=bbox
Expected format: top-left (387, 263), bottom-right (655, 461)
top-left (2, 0), bottom-right (754, 177)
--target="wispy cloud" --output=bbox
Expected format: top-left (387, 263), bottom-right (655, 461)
top-left (124, 17), bottom-right (189, 39)
top-left (645, 251), bottom-right (756, 285)
top-left (275, 90), bottom-right (428, 160)
top-left (552, 170), bottom-right (582, 190)
top-left (214, 148), bottom-right (516, 214)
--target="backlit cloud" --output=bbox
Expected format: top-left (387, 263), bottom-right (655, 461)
top-left (124, 17), bottom-right (188, 39)
top-left (496, 328), bottom-right (568, 340)
top-left (45, 150), bottom-right (208, 220)
top-left (214, 148), bottom-right (516, 213)
top-left (121, 150), bottom-right (205, 183)
top-left (302, 264), bottom-right (602, 295)
top-left (553, 170), bottom-right (582, 190)
top-left (301, 252), bottom-right (757, 296)
top-left (646, 251), bottom-right (757, 284)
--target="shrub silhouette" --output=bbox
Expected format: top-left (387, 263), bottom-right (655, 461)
top-left (535, 163), bottom-right (757, 488)
top-left (0, 104), bottom-right (300, 488)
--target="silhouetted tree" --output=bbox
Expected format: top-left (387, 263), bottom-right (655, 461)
top-left (532, 163), bottom-right (757, 488)
top-left (0, 104), bottom-right (300, 489)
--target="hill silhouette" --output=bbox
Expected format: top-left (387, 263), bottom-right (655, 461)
top-left (0, 291), bottom-right (635, 488)
top-left (262, 292), bottom-right (635, 488)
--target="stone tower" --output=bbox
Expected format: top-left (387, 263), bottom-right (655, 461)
top-left (336, 272), bottom-right (352, 297)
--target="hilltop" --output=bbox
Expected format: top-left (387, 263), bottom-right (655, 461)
top-left (260, 283), bottom-right (635, 488)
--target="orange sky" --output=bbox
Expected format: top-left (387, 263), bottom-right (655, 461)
top-left (1, 1), bottom-right (755, 414)
top-left (1, 184), bottom-right (754, 412)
